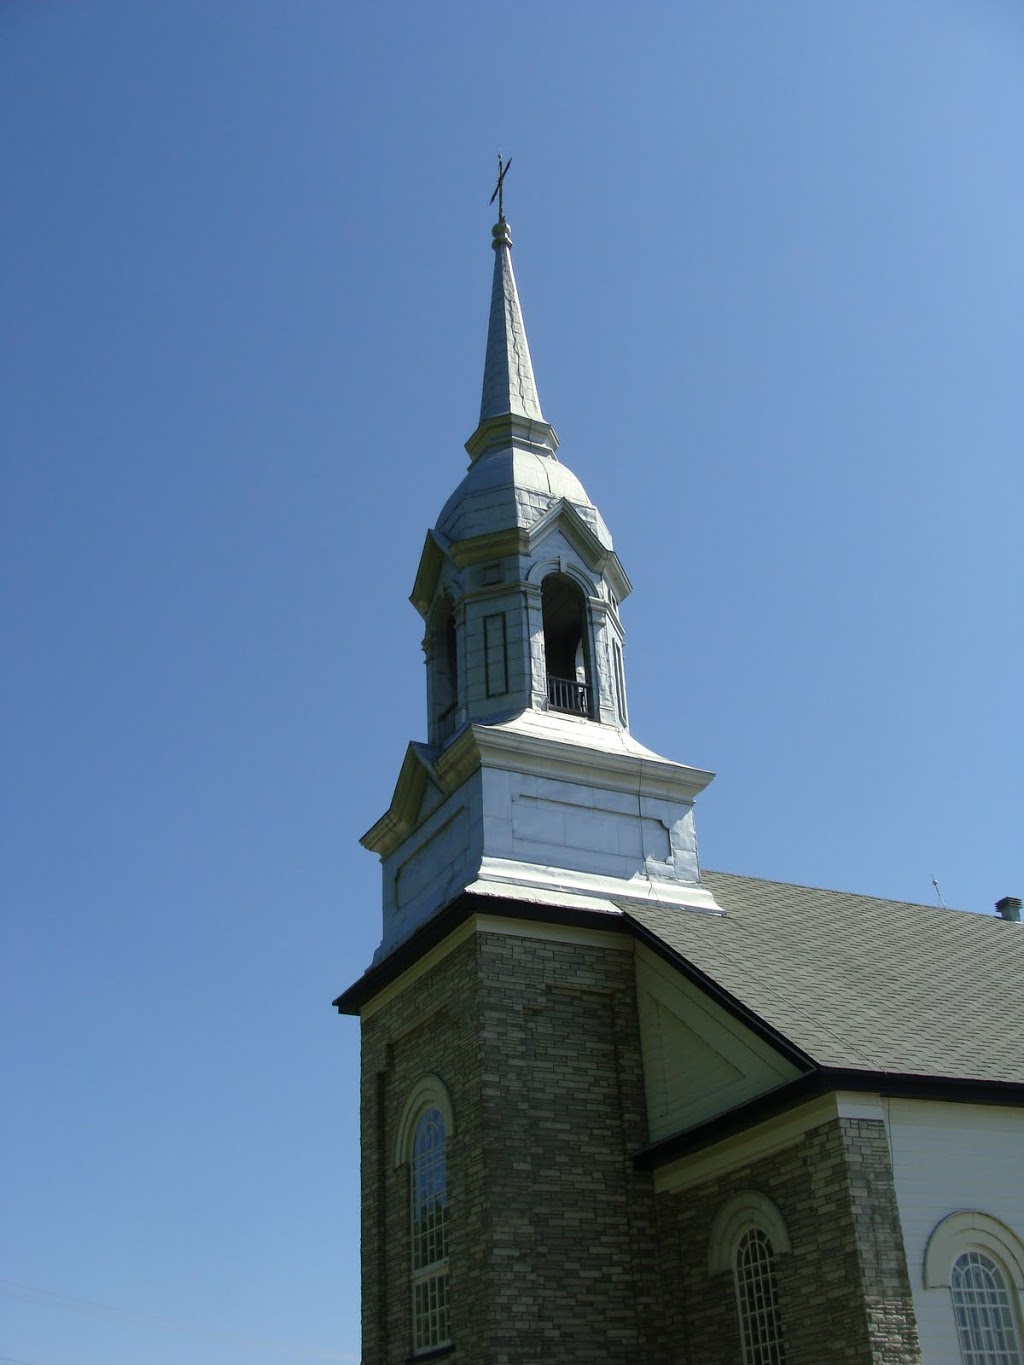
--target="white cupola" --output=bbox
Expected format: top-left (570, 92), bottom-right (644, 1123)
top-left (364, 203), bottom-right (720, 960)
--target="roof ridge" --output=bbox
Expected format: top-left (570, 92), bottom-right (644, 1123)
top-left (702, 867), bottom-right (979, 917)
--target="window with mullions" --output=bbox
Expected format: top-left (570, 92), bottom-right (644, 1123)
top-left (924, 1210), bottom-right (1024, 1365)
top-left (951, 1251), bottom-right (1023, 1365)
top-left (734, 1227), bottom-right (787, 1365)
top-left (411, 1107), bottom-right (450, 1354)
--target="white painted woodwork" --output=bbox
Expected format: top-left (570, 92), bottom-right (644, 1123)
top-left (635, 944), bottom-right (801, 1140)
top-left (371, 714), bottom-right (719, 959)
top-left (887, 1099), bottom-right (1024, 1364)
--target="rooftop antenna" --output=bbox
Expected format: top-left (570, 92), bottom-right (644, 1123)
top-left (931, 876), bottom-right (946, 909)
top-left (489, 151), bottom-right (512, 220)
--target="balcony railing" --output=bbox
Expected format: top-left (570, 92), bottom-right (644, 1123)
top-left (547, 675), bottom-right (591, 717)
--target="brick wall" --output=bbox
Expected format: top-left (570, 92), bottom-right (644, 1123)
top-left (358, 922), bottom-right (922, 1364)
top-left (475, 930), bottom-right (667, 1364)
top-left (358, 923), bottom-right (668, 1364)
top-left (359, 933), bottom-right (487, 1364)
top-left (655, 1116), bottom-right (921, 1364)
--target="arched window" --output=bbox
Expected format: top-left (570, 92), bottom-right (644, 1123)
top-left (541, 573), bottom-right (592, 717)
top-left (709, 1192), bottom-right (790, 1365)
top-left (924, 1211), bottom-right (1024, 1365)
top-left (950, 1250), bottom-right (1023, 1363)
top-left (394, 1077), bottom-right (455, 1357)
top-left (411, 1108), bottom-right (450, 1353)
top-left (734, 1227), bottom-right (787, 1365)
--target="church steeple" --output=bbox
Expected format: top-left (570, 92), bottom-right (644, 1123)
top-left (411, 202), bottom-right (631, 739)
top-left (362, 188), bottom-right (720, 960)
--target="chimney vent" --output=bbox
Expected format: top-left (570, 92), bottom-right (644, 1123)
top-left (995, 896), bottom-right (1022, 922)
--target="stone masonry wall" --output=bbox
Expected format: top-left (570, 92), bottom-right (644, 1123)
top-left (475, 931), bottom-right (667, 1364)
top-left (841, 1117), bottom-right (922, 1363)
top-left (655, 1116), bottom-right (921, 1365)
top-left (358, 924), bottom-right (668, 1364)
top-left (359, 934), bottom-right (487, 1365)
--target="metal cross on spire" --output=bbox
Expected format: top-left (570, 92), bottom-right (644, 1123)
top-left (489, 152), bottom-right (512, 220)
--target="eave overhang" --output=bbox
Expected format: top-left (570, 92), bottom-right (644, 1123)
top-left (361, 712), bottom-right (715, 867)
top-left (333, 891), bottom-right (780, 1034)
top-left (633, 1069), bottom-right (1024, 1172)
top-left (334, 888), bottom-right (1024, 1150)
top-left (332, 889), bottom-right (629, 1014)
top-left (470, 722), bottom-right (713, 802)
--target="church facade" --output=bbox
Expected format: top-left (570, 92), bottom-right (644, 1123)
top-left (335, 208), bottom-right (1024, 1365)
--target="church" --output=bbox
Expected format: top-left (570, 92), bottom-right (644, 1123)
top-left (334, 194), bottom-right (1024, 1364)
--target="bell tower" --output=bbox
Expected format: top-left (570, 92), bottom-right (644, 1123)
top-left (337, 195), bottom-right (723, 1364)
top-left (361, 205), bottom-right (720, 961)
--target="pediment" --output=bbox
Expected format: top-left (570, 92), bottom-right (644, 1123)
top-left (360, 742), bottom-right (446, 859)
top-left (636, 944), bottom-right (802, 1141)
top-left (652, 999), bottom-right (744, 1091)
top-left (432, 497), bottom-right (632, 602)
top-left (409, 529), bottom-right (454, 619)
top-left (526, 499), bottom-right (632, 602)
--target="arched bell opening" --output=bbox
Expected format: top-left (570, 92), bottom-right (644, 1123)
top-left (429, 598), bottom-right (460, 743)
top-left (541, 573), bottom-right (593, 718)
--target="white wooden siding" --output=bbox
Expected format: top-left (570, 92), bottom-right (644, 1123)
top-left (888, 1099), bottom-right (1024, 1364)
top-left (635, 944), bottom-right (800, 1140)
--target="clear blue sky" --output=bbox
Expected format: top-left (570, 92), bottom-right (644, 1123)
top-left (2, 3), bottom-right (1021, 1362)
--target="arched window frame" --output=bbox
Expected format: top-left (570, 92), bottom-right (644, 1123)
top-left (393, 1074), bottom-right (457, 1167)
top-left (536, 564), bottom-right (597, 719)
top-left (708, 1191), bottom-right (790, 1365)
top-left (395, 1076), bottom-right (456, 1357)
top-left (924, 1212), bottom-right (1024, 1365)
top-left (707, 1191), bottom-right (792, 1273)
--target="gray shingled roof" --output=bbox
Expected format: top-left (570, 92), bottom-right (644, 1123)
top-left (626, 870), bottom-right (1024, 1085)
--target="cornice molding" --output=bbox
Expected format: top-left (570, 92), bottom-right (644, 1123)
top-left (470, 721), bottom-right (714, 802)
top-left (464, 414), bottom-right (559, 462)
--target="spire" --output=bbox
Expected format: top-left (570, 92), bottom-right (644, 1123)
top-left (465, 163), bottom-right (558, 461)
top-left (478, 217), bottom-right (545, 426)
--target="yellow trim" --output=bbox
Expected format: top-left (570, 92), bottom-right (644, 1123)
top-left (360, 919), bottom-right (477, 1021)
top-left (473, 913), bottom-right (632, 951)
top-left (652, 1095), bottom-right (839, 1194)
top-left (359, 914), bottom-right (630, 1020)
